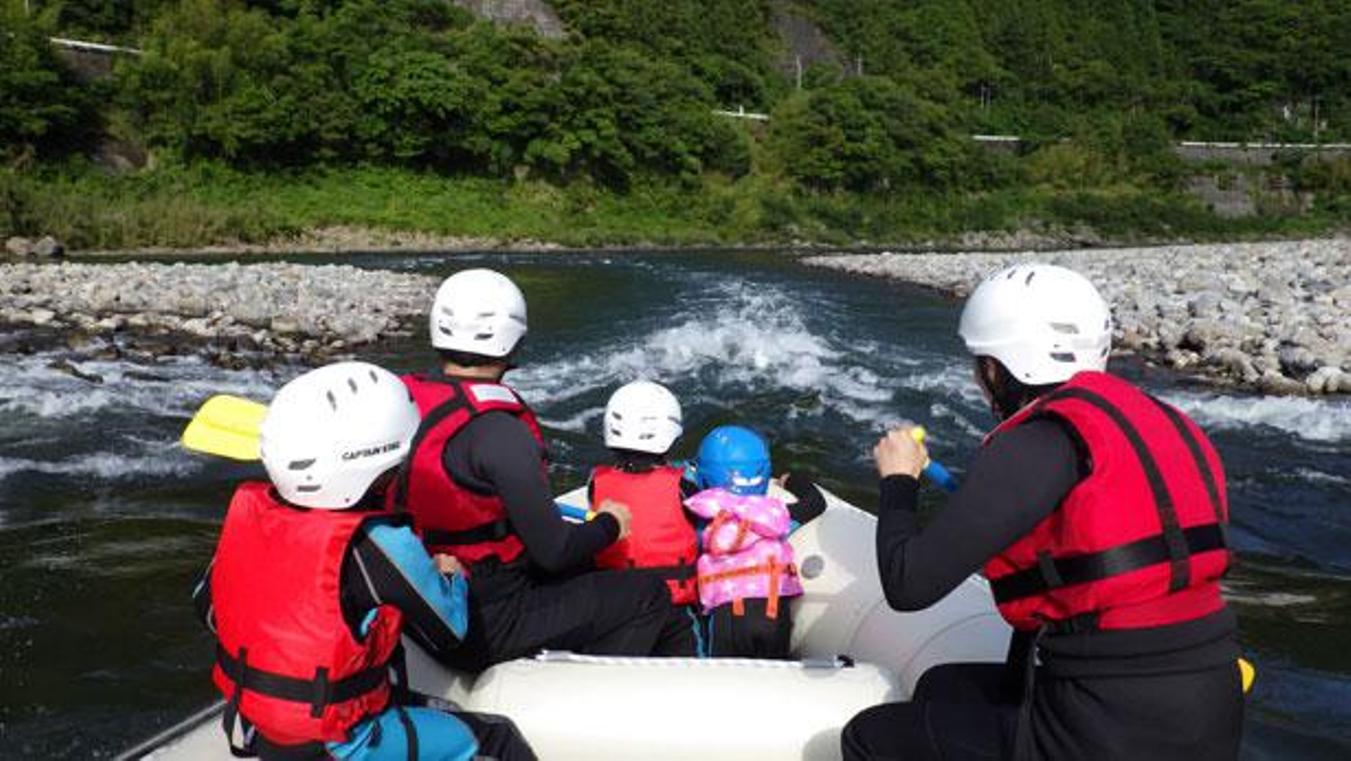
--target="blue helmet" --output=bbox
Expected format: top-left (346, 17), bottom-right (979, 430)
top-left (694, 425), bottom-right (771, 495)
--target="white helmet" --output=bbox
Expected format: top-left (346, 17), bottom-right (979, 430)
top-left (603, 380), bottom-right (683, 455)
top-left (259, 361), bottom-right (420, 509)
top-left (958, 263), bottom-right (1112, 385)
top-left (429, 269), bottom-right (527, 357)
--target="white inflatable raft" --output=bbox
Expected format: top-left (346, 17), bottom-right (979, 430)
top-left (126, 485), bottom-right (1010, 760)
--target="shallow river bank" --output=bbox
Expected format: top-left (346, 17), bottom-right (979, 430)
top-left (805, 239), bottom-right (1351, 396)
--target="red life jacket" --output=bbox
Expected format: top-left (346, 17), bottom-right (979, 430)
top-left (210, 483), bottom-right (402, 746)
top-left (590, 465), bottom-right (699, 605)
top-left (983, 371), bottom-right (1231, 632)
top-left (392, 374), bottom-right (547, 567)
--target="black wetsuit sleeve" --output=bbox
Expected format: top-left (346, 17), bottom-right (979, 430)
top-left (445, 412), bottom-right (619, 574)
top-left (783, 472), bottom-right (827, 526)
top-left (876, 418), bottom-right (1084, 611)
top-left (340, 525), bottom-right (465, 660)
top-left (680, 477), bottom-right (699, 500)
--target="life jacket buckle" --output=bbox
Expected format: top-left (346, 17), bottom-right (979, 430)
top-left (309, 667), bottom-right (330, 719)
top-left (1035, 550), bottom-right (1063, 589)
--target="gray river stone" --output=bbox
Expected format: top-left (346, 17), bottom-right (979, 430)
top-left (803, 238), bottom-right (1351, 395)
top-left (0, 261), bottom-right (438, 368)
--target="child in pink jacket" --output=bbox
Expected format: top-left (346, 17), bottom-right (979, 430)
top-left (686, 426), bottom-right (824, 658)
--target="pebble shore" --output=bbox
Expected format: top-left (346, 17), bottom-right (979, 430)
top-left (0, 261), bottom-right (437, 368)
top-left (804, 239), bottom-right (1351, 396)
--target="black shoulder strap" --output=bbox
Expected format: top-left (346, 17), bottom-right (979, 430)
top-left (1048, 387), bottom-right (1192, 593)
top-left (391, 389), bottom-right (472, 511)
top-left (1149, 395), bottom-right (1225, 526)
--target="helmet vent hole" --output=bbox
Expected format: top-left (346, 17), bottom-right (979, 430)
top-left (477, 311), bottom-right (495, 318)
top-left (369, 370), bottom-right (379, 383)
top-left (1050, 352), bottom-right (1076, 363)
top-left (288, 459), bottom-right (316, 471)
top-left (326, 391), bottom-right (338, 410)
top-left (347, 378), bottom-right (358, 393)
top-left (474, 332), bottom-right (494, 340)
top-left (1100, 346), bottom-right (1109, 358)
top-left (1025, 271), bottom-right (1036, 285)
top-left (611, 412), bottom-right (624, 420)
top-left (296, 484), bottom-right (321, 493)
top-left (1049, 322), bottom-right (1079, 334)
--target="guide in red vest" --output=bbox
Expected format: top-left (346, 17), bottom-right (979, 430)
top-left (396, 269), bottom-right (699, 670)
top-left (843, 265), bottom-right (1243, 761)
top-left (196, 362), bottom-right (534, 760)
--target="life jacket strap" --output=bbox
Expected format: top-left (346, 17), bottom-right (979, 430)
top-left (216, 645), bottom-right (388, 714)
top-left (392, 390), bottom-right (472, 510)
top-left (421, 519), bottom-right (513, 549)
top-left (990, 523), bottom-right (1227, 605)
top-left (705, 512), bottom-right (756, 555)
top-left (696, 560), bottom-right (797, 586)
top-left (699, 560), bottom-right (796, 619)
top-left (1042, 386), bottom-right (1196, 592)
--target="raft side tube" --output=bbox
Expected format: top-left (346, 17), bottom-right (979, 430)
top-left (461, 653), bottom-right (902, 761)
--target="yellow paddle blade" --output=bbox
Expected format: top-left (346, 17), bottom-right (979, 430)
top-left (1239, 657), bottom-right (1256, 694)
top-left (181, 395), bottom-right (268, 461)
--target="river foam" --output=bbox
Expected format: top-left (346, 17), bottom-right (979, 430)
top-left (513, 281), bottom-right (904, 429)
top-left (1161, 391), bottom-right (1351, 444)
top-left (0, 353), bottom-right (282, 422)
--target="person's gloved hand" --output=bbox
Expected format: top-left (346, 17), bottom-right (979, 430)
top-left (873, 426), bottom-right (928, 479)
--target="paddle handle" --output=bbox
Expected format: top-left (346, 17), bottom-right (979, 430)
top-left (556, 503), bottom-right (593, 522)
top-left (911, 427), bottom-right (959, 493)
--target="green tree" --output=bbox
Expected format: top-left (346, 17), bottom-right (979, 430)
top-left (0, 3), bottom-right (98, 163)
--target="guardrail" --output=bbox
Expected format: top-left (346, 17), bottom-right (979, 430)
top-left (49, 36), bottom-right (142, 55)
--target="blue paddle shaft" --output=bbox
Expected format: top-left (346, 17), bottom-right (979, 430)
top-left (923, 460), bottom-right (959, 492)
top-left (556, 502), bottom-right (591, 521)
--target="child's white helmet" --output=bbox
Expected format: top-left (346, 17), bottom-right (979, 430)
top-left (603, 380), bottom-right (683, 455)
top-left (958, 264), bottom-right (1112, 385)
top-left (429, 269), bottom-right (528, 358)
top-left (259, 362), bottom-right (420, 509)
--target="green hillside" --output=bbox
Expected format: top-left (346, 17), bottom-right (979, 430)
top-left (2, 0), bottom-right (1348, 249)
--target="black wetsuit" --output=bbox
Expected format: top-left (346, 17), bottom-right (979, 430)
top-left (842, 419), bottom-right (1243, 761)
top-left (435, 407), bottom-right (696, 670)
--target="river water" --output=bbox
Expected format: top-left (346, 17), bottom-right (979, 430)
top-left (1, 251), bottom-right (1348, 758)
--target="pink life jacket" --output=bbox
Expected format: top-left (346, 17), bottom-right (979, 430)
top-left (685, 488), bottom-right (803, 618)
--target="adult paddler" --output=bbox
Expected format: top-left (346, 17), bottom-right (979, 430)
top-left (392, 268), bottom-right (693, 670)
top-left (843, 264), bottom-right (1243, 760)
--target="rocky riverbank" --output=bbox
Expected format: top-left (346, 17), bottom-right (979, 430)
top-left (804, 239), bottom-right (1351, 395)
top-left (0, 261), bottom-right (437, 368)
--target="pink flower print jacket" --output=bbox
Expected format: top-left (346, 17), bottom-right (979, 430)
top-left (684, 488), bottom-right (803, 617)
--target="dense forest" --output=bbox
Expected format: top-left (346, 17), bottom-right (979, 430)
top-left (2, 0), bottom-right (1349, 247)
